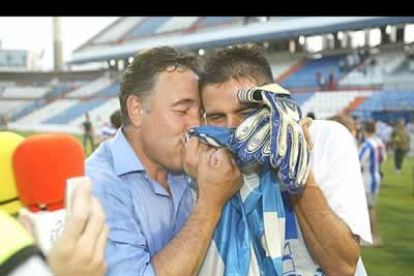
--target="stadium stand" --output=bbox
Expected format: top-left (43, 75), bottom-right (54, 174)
top-left (43, 98), bottom-right (108, 125)
top-left (299, 91), bottom-right (373, 119)
top-left (2, 86), bottom-right (50, 98)
top-left (69, 98), bottom-right (120, 129)
top-left (0, 100), bottom-right (30, 117)
top-left (352, 90), bottom-right (414, 120)
top-left (291, 92), bottom-right (316, 106)
top-left (383, 57), bottom-right (414, 90)
top-left (281, 55), bottom-right (346, 89)
top-left (9, 100), bottom-right (47, 122)
top-left (65, 74), bottom-right (113, 98)
top-left (340, 49), bottom-right (406, 86)
top-left (126, 17), bottom-right (171, 38)
top-left (155, 17), bottom-right (199, 34)
top-left (43, 83), bottom-right (119, 124)
top-left (270, 59), bottom-right (302, 81)
top-left (5, 17), bottom-right (414, 134)
top-left (92, 17), bottom-right (144, 44)
top-left (15, 99), bottom-right (80, 125)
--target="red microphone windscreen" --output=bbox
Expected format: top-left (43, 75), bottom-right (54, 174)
top-left (13, 133), bottom-right (85, 212)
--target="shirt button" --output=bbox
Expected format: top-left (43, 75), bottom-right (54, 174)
top-left (144, 175), bottom-right (149, 180)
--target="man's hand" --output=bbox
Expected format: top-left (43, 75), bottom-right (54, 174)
top-left (229, 83), bottom-right (311, 193)
top-left (196, 147), bottom-right (242, 212)
top-left (183, 137), bottom-right (201, 181)
top-left (184, 134), bottom-right (242, 213)
top-left (47, 181), bottom-right (109, 276)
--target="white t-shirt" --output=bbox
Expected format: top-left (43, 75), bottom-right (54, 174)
top-left (283, 120), bottom-right (372, 276)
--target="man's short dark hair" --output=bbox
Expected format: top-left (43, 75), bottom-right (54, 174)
top-left (199, 44), bottom-right (274, 92)
top-left (110, 109), bottom-right (122, 129)
top-left (119, 46), bottom-right (202, 125)
top-left (364, 120), bottom-right (376, 133)
top-left (306, 112), bottom-right (316, 120)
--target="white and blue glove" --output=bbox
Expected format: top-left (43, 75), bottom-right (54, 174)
top-left (228, 84), bottom-right (311, 193)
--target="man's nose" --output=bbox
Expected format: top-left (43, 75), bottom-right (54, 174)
top-left (186, 115), bottom-right (201, 130)
top-left (227, 115), bottom-right (242, 129)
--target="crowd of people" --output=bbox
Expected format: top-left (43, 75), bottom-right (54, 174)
top-left (339, 50), bottom-right (368, 74)
top-left (316, 70), bottom-right (337, 91)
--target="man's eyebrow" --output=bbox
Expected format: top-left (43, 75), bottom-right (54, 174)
top-left (171, 99), bottom-right (197, 107)
top-left (234, 103), bottom-right (261, 112)
top-left (205, 111), bottom-right (224, 117)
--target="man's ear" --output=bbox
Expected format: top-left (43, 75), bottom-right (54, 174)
top-left (126, 95), bottom-right (145, 127)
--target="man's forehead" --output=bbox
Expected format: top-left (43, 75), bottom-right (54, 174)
top-left (224, 79), bottom-right (258, 104)
top-left (202, 82), bottom-right (237, 105)
top-left (203, 81), bottom-right (259, 111)
top-left (204, 79), bottom-right (256, 96)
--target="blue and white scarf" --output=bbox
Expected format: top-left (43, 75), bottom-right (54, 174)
top-left (188, 126), bottom-right (292, 276)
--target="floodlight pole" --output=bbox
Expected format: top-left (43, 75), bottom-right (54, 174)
top-left (53, 17), bottom-right (63, 71)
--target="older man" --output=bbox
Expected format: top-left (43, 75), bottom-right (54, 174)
top-left (86, 47), bottom-right (242, 276)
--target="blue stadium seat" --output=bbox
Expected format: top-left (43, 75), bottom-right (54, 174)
top-left (282, 55), bottom-right (346, 89)
top-left (47, 86), bottom-right (69, 99)
top-left (10, 100), bottom-right (47, 121)
top-left (352, 91), bottom-right (414, 120)
top-left (43, 84), bottom-right (119, 124)
top-left (291, 92), bottom-right (315, 106)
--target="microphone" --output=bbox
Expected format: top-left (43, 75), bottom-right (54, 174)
top-left (0, 132), bottom-right (25, 215)
top-left (13, 133), bottom-right (85, 254)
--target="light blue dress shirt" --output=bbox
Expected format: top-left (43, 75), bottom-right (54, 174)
top-left (86, 129), bottom-right (196, 276)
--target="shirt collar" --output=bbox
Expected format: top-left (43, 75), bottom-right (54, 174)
top-left (109, 128), bottom-right (145, 176)
top-left (109, 129), bottom-right (194, 199)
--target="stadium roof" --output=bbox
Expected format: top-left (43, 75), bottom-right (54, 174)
top-left (70, 16), bottom-right (414, 64)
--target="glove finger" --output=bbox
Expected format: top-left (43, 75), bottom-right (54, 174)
top-left (288, 123), bottom-right (301, 180)
top-left (264, 94), bottom-right (284, 168)
top-left (229, 108), bottom-right (269, 150)
top-left (301, 134), bottom-right (312, 187)
top-left (249, 123), bottom-right (271, 164)
top-left (279, 127), bottom-right (306, 193)
top-left (278, 140), bottom-right (293, 189)
top-left (237, 87), bottom-right (264, 103)
top-left (241, 84), bottom-right (291, 100)
top-left (254, 138), bottom-right (271, 164)
top-left (301, 148), bottom-right (312, 188)
top-left (229, 107), bottom-right (269, 162)
top-left (236, 114), bottom-right (270, 164)
top-left (294, 133), bottom-right (308, 189)
top-left (269, 110), bottom-right (280, 168)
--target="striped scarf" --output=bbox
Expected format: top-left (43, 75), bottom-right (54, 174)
top-left (188, 126), bottom-right (289, 276)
